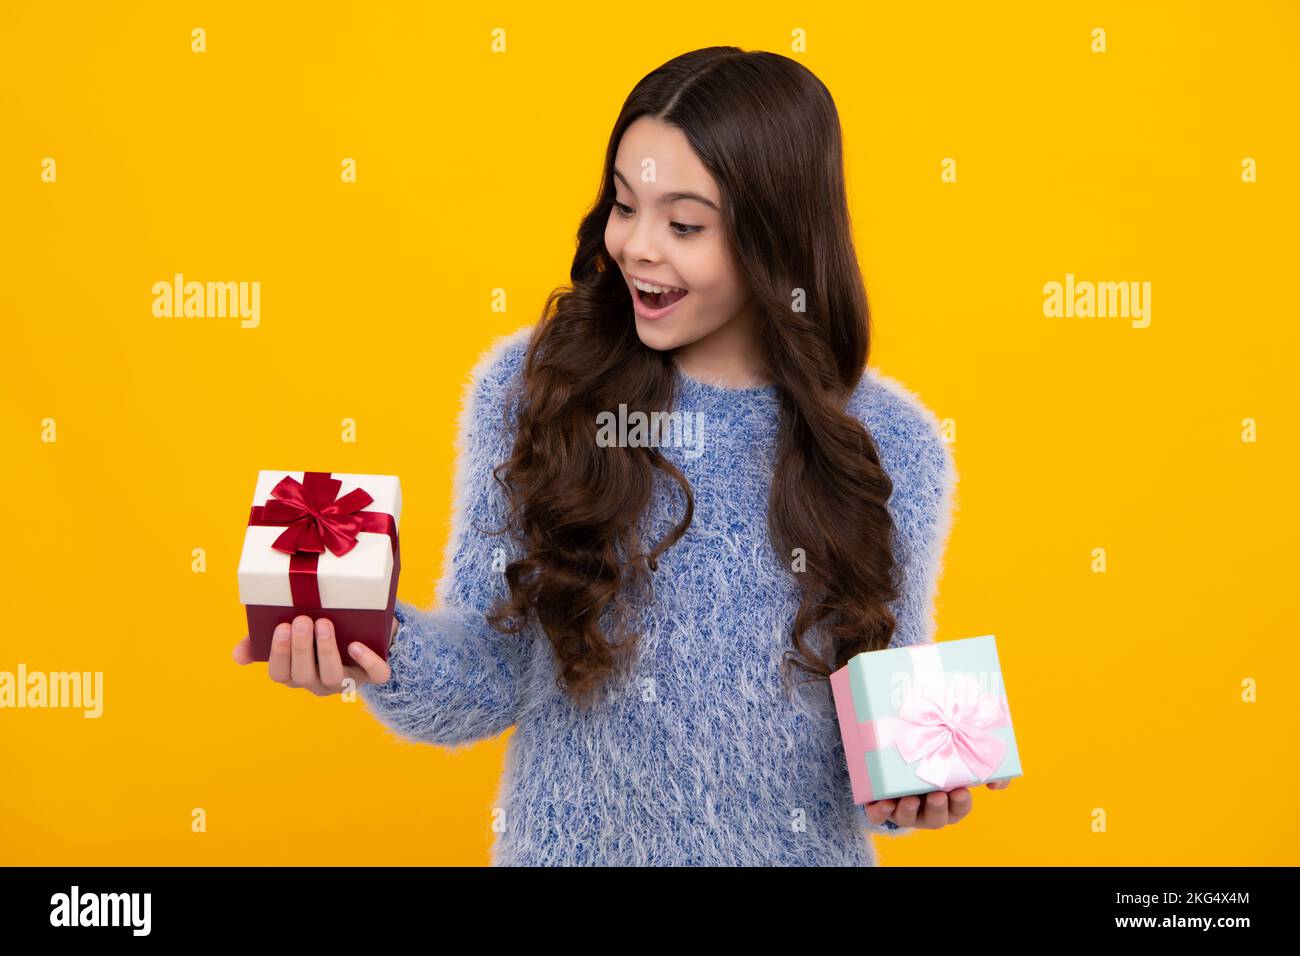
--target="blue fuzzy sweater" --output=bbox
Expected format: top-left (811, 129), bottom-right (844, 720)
top-left (360, 325), bottom-right (959, 866)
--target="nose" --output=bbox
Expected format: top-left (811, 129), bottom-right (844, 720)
top-left (620, 213), bottom-right (663, 266)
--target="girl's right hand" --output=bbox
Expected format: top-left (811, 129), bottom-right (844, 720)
top-left (232, 615), bottom-right (395, 695)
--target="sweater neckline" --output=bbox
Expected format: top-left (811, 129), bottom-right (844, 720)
top-left (672, 359), bottom-right (781, 409)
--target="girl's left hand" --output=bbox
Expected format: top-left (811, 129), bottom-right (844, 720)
top-left (866, 778), bottom-right (1013, 830)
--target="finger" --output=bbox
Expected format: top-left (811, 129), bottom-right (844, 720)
top-left (892, 795), bottom-right (922, 827)
top-left (921, 790), bottom-right (950, 828)
top-left (315, 619), bottom-right (345, 691)
top-left (232, 636), bottom-right (253, 665)
top-left (987, 779), bottom-right (1010, 790)
top-left (947, 787), bottom-right (973, 823)
top-left (865, 800), bottom-right (897, 826)
top-left (348, 641), bottom-right (391, 685)
top-left (290, 615), bottom-right (321, 689)
top-left (268, 623), bottom-right (293, 683)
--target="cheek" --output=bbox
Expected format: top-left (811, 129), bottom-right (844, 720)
top-left (678, 240), bottom-right (736, 299)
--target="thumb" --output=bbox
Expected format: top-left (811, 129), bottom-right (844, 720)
top-left (348, 641), bottom-right (392, 685)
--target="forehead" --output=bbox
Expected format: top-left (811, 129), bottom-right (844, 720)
top-left (613, 116), bottom-right (721, 206)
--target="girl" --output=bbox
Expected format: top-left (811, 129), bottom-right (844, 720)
top-left (234, 46), bottom-right (1009, 865)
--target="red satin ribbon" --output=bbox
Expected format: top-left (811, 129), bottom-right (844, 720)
top-left (247, 471), bottom-right (398, 607)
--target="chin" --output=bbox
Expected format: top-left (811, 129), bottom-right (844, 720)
top-left (633, 318), bottom-right (685, 352)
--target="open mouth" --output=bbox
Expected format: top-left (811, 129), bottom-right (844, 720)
top-left (631, 277), bottom-right (689, 315)
top-left (639, 286), bottom-right (688, 309)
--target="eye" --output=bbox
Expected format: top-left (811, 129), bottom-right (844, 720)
top-left (611, 200), bottom-right (703, 238)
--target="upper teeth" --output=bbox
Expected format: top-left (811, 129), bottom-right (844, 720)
top-left (634, 277), bottom-right (685, 294)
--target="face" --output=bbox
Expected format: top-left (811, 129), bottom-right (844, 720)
top-left (604, 115), bottom-right (757, 362)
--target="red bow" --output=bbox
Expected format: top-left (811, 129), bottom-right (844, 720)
top-left (261, 472), bottom-right (375, 557)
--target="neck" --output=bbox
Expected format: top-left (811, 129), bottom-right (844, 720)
top-left (672, 307), bottom-right (770, 388)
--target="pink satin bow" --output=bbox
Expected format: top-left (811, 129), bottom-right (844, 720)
top-left (892, 672), bottom-right (1009, 790)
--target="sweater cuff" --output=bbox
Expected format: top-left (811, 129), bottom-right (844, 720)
top-left (361, 599), bottom-right (421, 701)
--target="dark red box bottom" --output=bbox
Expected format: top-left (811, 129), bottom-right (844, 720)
top-left (244, 549), bottom-right (400, 667)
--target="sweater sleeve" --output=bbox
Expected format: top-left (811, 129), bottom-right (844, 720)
top-left (857, 372), bottom-right (960, 836)
top-left (358, 330), bottom-right (536, 752)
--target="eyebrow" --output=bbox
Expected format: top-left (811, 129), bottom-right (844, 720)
top-left (613, 167), bottom-right (720, 212)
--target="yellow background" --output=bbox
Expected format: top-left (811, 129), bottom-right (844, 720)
top-left (2, 2), bottom-right (1296, 865)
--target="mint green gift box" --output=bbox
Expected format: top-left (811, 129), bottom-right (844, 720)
top-left (830, 634), bottom-right (1023, 803)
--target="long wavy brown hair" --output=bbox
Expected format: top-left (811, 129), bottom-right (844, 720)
top-left (482, 46), bottom-right (901, 709)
